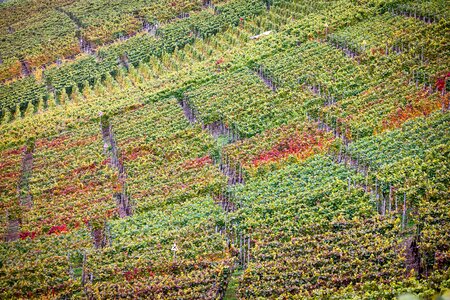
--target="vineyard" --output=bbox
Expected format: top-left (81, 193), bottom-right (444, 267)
top-left (0, 0), bottom-right (449, 299)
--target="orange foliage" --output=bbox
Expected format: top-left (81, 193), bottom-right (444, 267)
top-left (181, 155), bottom-right (212, 170)
top-left (251, 131), bottom-right (332, 167)
top-left (26, 42), bottom-right (81, 70)
top-left (0, 60), bottom-right (22, 82)
top-left (124, 145), bottom-right (154, 161)
top-left (382, 91), bottom-right (443, 130)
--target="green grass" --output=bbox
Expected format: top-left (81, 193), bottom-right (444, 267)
top-left (224, 269), bottom-right (243, 300)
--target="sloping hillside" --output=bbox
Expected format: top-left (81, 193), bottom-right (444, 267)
top-left (0, 0), bottom-right (449, 298)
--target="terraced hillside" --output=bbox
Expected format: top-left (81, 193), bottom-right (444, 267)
top-left (0, 0), bottom-right (449, 298)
